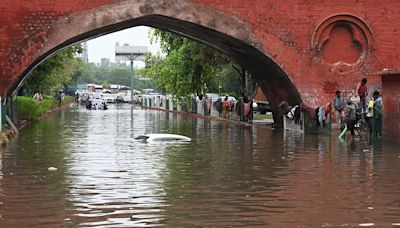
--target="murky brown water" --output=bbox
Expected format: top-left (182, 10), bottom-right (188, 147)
top-left (0, 104), bottom-right (400, 227)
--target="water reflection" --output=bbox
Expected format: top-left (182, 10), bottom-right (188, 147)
top-left (0, 104), bottom-right (400, 227)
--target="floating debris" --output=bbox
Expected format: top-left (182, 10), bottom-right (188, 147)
top-left (48, 167), bottom-right (58, 171)
top-left (359, 223), bottom-right (375, 226)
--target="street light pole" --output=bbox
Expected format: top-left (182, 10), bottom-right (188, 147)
top-left (130, 57), bottom-right (134, 104)
top-left (115, 44), bottom-right (147, 104)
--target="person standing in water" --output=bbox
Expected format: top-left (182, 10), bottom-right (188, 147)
top-left (334, 90), bottom-right (345, 130)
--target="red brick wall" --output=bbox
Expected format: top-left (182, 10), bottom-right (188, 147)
top-left (192, 0), bottom-right (400, 103)
top-left (382, 76), bottom-right (400, 114)
top-left (1, 0), bottom-right (400, 110)
top-left (0, 0), bottom-right (115, 95)
top-left (381, 76), bottom-right (400, 138)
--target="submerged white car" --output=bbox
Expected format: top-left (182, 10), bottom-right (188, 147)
top-left (135, 134), bottom-right (191, 142)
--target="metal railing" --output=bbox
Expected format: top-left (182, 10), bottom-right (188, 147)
top-left (374, 111), bottom-right (400, 143)
top-left (0, 96), bottom-right (8, 131)
top-left (137, 95), bottom-right (252, 123)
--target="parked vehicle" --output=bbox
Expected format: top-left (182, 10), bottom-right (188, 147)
top-left (220, 96), bottom-right (237, 103)
top-left (254, 100), bottom-right (271, 114)
top-left (85, 92), bottom-right (108, 110)
top-left (102, 92), bottom-right (116, 103)
top-left (122, 95), bottom-right (132, 103)
top-left (85, 97), bottom-right (107, 110)
top-left (206, 93), bottom-right (219, 102)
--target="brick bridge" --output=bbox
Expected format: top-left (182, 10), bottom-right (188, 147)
top-left (1, 0), bottom-right (399, 124)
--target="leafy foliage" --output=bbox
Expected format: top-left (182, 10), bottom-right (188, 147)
top-left (23, 45), bottom-right (84, 95)
top-left (144, 29), bottom-right (258, 99)
top-left (14, 96), bottom-right (74, 120)
top-left (144, 29), bottom-right (230, 98)
top-left (78, 61), bottom-right (153, 90)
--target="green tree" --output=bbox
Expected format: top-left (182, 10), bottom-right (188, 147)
top-left (78, 62), bottom-right (100, 85)
top-left (78, 61), bottom-right (153, 91)
top-left (24, 45), bottom-right (83, 95)
top-left (145, 29), bottom-right (230, 98)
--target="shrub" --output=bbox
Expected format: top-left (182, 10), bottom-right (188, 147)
top-left (14, 96), bottom-right (42, 120)
top-left (37, 98), bottom-right (56, 115)
top-left (14, 95), bottom-right (74, 120)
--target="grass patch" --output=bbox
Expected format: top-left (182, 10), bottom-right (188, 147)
top-left (253, 113), bottom-right (273, 121)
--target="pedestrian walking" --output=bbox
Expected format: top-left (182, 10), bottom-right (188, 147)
top-left (223, 96), bottom-right (229, 118)
top-left (75, 92), bottom-right (79, 103)
top-left (57, 90), bottom-right (64, 107)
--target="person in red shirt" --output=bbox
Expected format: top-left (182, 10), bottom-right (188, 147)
top-left (356, 77), bottom-right (368, 114)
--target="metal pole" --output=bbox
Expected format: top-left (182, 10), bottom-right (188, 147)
top-left (130, 59), bottom-right (134, 104)
top-left (6, 115), bottom-right (18, 135)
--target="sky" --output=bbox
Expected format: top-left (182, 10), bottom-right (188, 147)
top-left (86, 26), bottom-right (161, 67)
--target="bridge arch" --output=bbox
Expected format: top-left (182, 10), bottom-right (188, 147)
top-left (8, 0), bottom-right (302, 125)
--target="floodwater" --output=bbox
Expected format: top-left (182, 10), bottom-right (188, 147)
top-left (0, 104), bottom-right (400, 227)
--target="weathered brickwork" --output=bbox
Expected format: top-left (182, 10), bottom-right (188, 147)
top-left (0, 0), bottom-right (399, 119)
top-left (380, 74), bottom-right (400, 138)
top-left (382, 76), bottom-right (399, 113)
top-left (192, 0), bottom-right (400, 104)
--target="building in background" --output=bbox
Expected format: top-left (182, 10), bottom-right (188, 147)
top-left (81, 42), bottom-right (89, 63)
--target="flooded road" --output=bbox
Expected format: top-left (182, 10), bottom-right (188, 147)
top-left (0, 104), bottom-right (400, 227)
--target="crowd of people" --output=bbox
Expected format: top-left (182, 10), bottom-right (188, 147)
top-left (213, 95), bottom-right (253, 122)
top-left (281, 77), bottom-right (383, 138)
top-left (334, 78), bottom-right (382, 137)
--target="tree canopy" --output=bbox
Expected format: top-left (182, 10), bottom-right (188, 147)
top-left (78, 61), bottom-right (153, 91)
top-left (143, 29), bottom-right (257, 99)
top-left (143, 29), bottom-right (231, 98)
top-left (23, 45), bottom-right (83, 95)
top-left (22, 29), bottom-right (258, 99)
